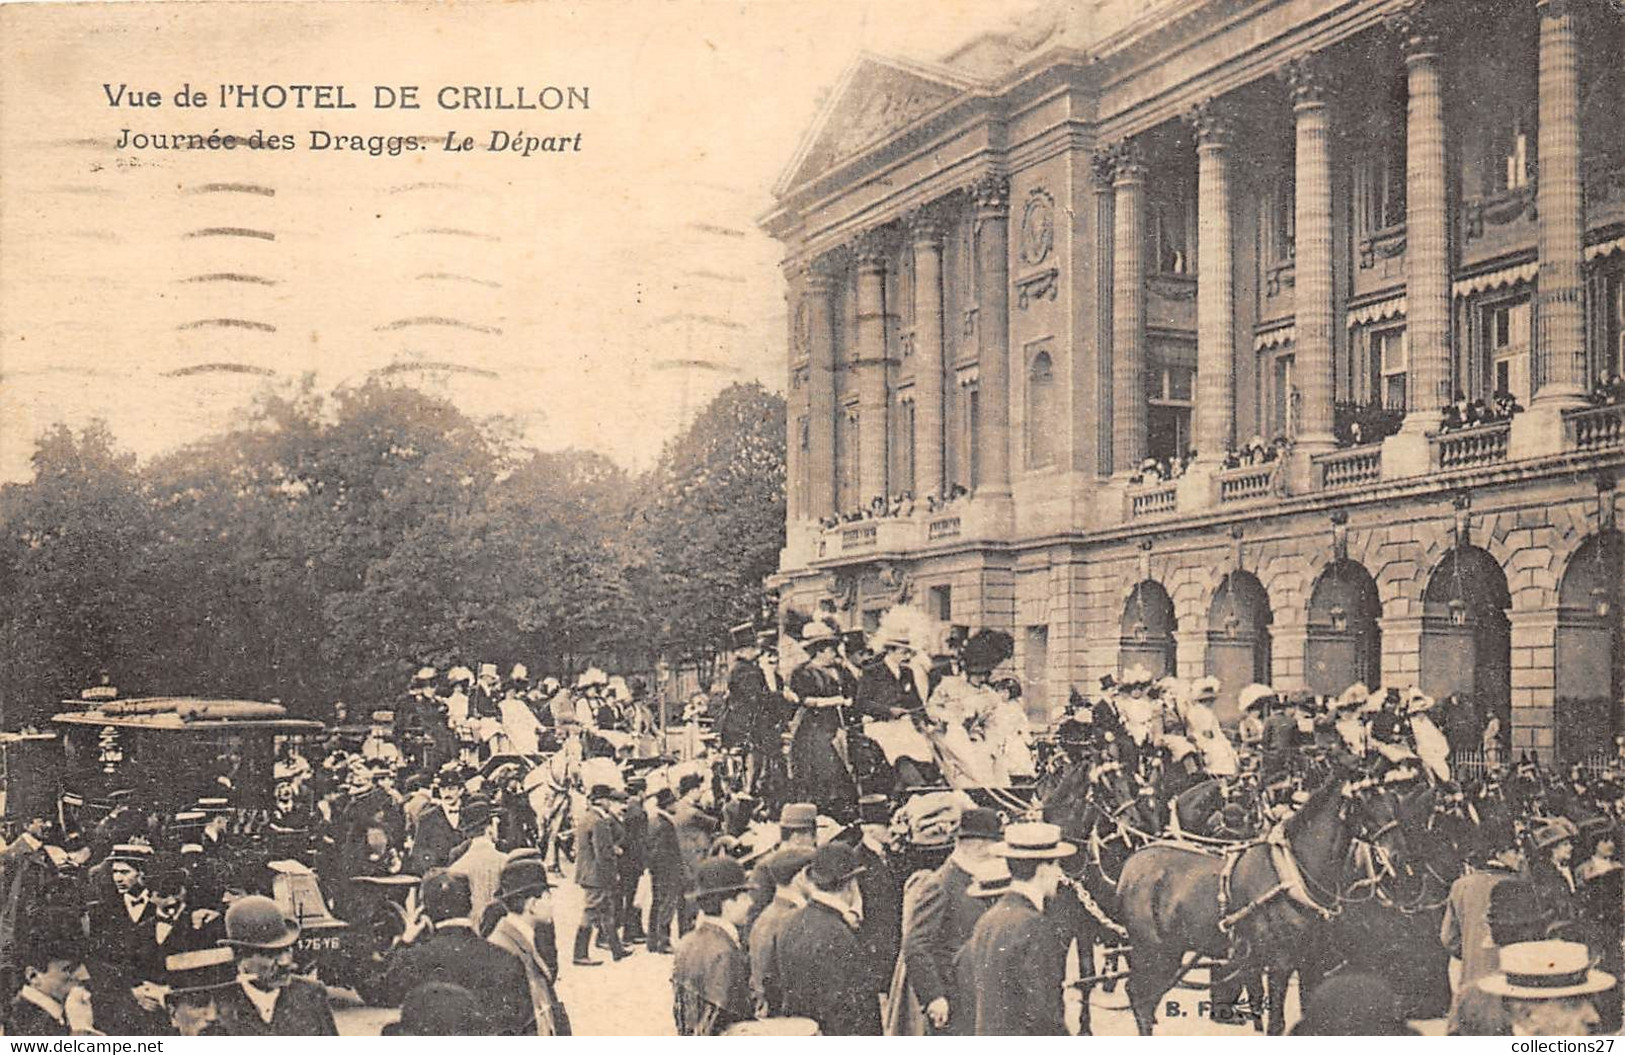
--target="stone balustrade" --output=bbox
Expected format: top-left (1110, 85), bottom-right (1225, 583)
top-left (1314, 444), bottom-right (1383, 490)
top-left (1566, 403), bottom-right (1625, 453)
top-left (1127, 481), bottom-right (1179, 519)
top-left (1431, 421), bottom-right (1511, 471)
top-left (1217, 463), bottom-right (1278, 503)
top-left (926, 514), bottom-right (963, 541)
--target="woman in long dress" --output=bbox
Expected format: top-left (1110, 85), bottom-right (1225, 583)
top-left (788, 624), bottom-right (857, 820)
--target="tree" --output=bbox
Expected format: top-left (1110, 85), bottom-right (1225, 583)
top-left (637, 382), bottom-right (786, 668)
top-left (0, 422), bottom-right (160, 728)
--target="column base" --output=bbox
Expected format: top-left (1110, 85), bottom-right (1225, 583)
top-left (1381, 429), bottom-right (1434, 480)
top-left (1286, 438), bottom-right (1333, 493)
top-left (1398, 408), bottom-right (1443, 436)
top-left (1176, 462), bottom-right (1219, 513)
top-left (1509, 403), bottom-right (1572, 460)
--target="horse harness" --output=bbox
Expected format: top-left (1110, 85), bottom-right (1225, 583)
top-left (1216, 822), bottom-right (1342, 936)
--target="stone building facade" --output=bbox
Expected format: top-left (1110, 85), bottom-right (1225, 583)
top-left (762, 0), bottom-right (1625, 762)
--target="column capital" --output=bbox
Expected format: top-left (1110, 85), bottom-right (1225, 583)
top-left (798, 250), bottom-right (845, 291)
top-left (1279, 53), bottom-right (1334, 110)
top-left (969, 172), bottom-right (1011, 217)
top-left (1109, 140), bottom-right (1147, 186)
top-left (1385, 1), bottom-right (1444, 57)
top-left (1184, 98), bottom-right (1233, 149)
top-left (1090, 148), bottom-right (1117, 189)
top-left (906, 205), bottom-right (947, 247)
top-left (850, 228), bottom-right (893, 271)
top-left (1534, 0), bottom-right (1576, 21)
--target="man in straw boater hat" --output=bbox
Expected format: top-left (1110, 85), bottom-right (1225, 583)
top-left (895, 806), bottom-right (1002, 1035)
top-left (156, 945), bottom-right (237, 1036)
top-left (209, 894), bottom-right (336, 1035)
top-left (1478, 939), bottom-right (1616, 1036)
top-left (955, 821), bottom-right (1076, 1036)
top-left (671, 857), bottom-right (754, 1036)
top-left (775, 842), bottom-right (880, 1036)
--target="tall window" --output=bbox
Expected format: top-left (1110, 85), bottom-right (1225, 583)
top-left (1370, 327), bottom-right (1408, 411)
top-left (897, 396), bottom-right (917, 495)
top-left (1260, 173), bottom-right (1296, 270)
top-left (1147, 342), bottom-right (1195, 461)
top-left (1485, 106), bottom-right (1535, 195)
top-left (1026, 351), bottom-right (1058, 468)
top-left (1591, 268), bottom-right (1625, 383)
top-left (1273, 353), bottom-right (1297, 439)
top-left (928, 585), bottom-right (953, 623)
top-left (1150, 183), bottom-right (1196, 276)
top-left (1482, 298), bottom-right (1532, 401)
top-left (966, 385), bottom-right (981, 490)
top-left (838, 405), bottom-right (860, 510)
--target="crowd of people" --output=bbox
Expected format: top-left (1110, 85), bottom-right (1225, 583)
top-left (815, 485), bottom-right (972, 530)
top-left (0, 618), bottom-right (1620, 1037)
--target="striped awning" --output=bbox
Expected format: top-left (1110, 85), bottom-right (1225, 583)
top-left (1347, 294), bottom-right (1407, 328)
top-left (1254, 324), bottom-right (1295, 352)
top-left (1453, 260), bottom-right (1538, 299)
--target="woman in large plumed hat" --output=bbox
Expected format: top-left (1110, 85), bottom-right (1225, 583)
top-left (787, 622), bottom-right (858, 822)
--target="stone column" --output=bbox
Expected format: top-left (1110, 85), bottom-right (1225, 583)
top-left (910, 209), bottom-right (947, 499)
top-left (1533, 0), bottom-right (1586, 406)
top-left (1092, 150), bottom-right (1116, 478)
top-left (1286, 57), bottom-right (1336, 454)
top-left (803, 255), bottom-right (841, 521)
top-left (1112, 143), bottom-right (1149, 474)
top-left (784, 281), bottom-right (805, 523)
top-left (1189, 101), bottom-right (1237, 460)
top-left (852, 229), bottom-right (891, 505)
top-left (972, 174), bottom-right (1013, 498)
top-left (1394, 5), bottom-right (1452, 431)
top-left (1508, 609), bottom-right (1560, 761)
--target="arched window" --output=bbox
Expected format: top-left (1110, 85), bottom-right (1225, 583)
top-left (1027, 350), bottom-right (1057, 468)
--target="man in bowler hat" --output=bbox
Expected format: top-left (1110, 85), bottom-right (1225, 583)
top-left (776, 842), bottom-right (880, 1035)
top-left (210, 895), bottom-right (337, 1035)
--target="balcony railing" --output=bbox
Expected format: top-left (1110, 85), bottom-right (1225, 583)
top-left (926, 515), bottom-right (962, 541)
top-left (1432, 421), bottom-right (1511, 471)
top-left (1217, 464), bottom-right (1278, 503)
top-left (1127, 482), bottom-right (1178, 519)
top-left (1314, 444), bottom-right (1383, 491)
top-left (839, 524), bottom-right (877, 552)
top-left (1566, 403), bottom-right (1625, 453)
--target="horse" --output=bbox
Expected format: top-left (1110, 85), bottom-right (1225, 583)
top-left (1115, 772), bottom-right (1414, 1035)
top-left (1311, 777), bottom-right (1465, 1019)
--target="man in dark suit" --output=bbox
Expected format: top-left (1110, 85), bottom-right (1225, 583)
top-left (8, 909), bottom-right (90, 1036)
top-left (744, 802), bottom-right (818, 932)
top-left (617, 779), bottom-right (649, 945)
top-left (672, 774), bottom-right (718, 935)
top-left (406, 773), bottom-right (466, 875)
top-left (369, 871), bottom-right (535, 1036)
top-left (134, 867), bottom-right (212, 986)
top-left (84, 843), bottom-right (157, 1036)
top-left (955, 822), bottom-right (1073, 1035)
top-left (571, 785), bottom-right (626, 965)
top-left (210, 895), bottom-right (338, 1036)
top-left (852, 795), bottom-right (901, 998)
top-left (646, 783), bottom-right (686, 953)
top-left (901, 807), bottom-right (1000, 1034)
top-left (777, 842), bottom-right (881, 1035)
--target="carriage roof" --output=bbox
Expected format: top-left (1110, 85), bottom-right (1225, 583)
top-left (52, 697), bottom-right (325, 734)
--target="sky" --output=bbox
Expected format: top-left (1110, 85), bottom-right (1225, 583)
top-left (0, 0), bottom-right (1039, 482)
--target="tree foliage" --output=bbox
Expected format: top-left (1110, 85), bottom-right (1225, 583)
top-left (0, 378), bottom-right (787, 729)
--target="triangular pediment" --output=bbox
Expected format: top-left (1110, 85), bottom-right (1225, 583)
top-left (775, 54), bottom-right (980, 197)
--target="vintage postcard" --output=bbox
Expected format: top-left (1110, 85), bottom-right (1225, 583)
top-left (0, 0), bottom-right (1621, 1039)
